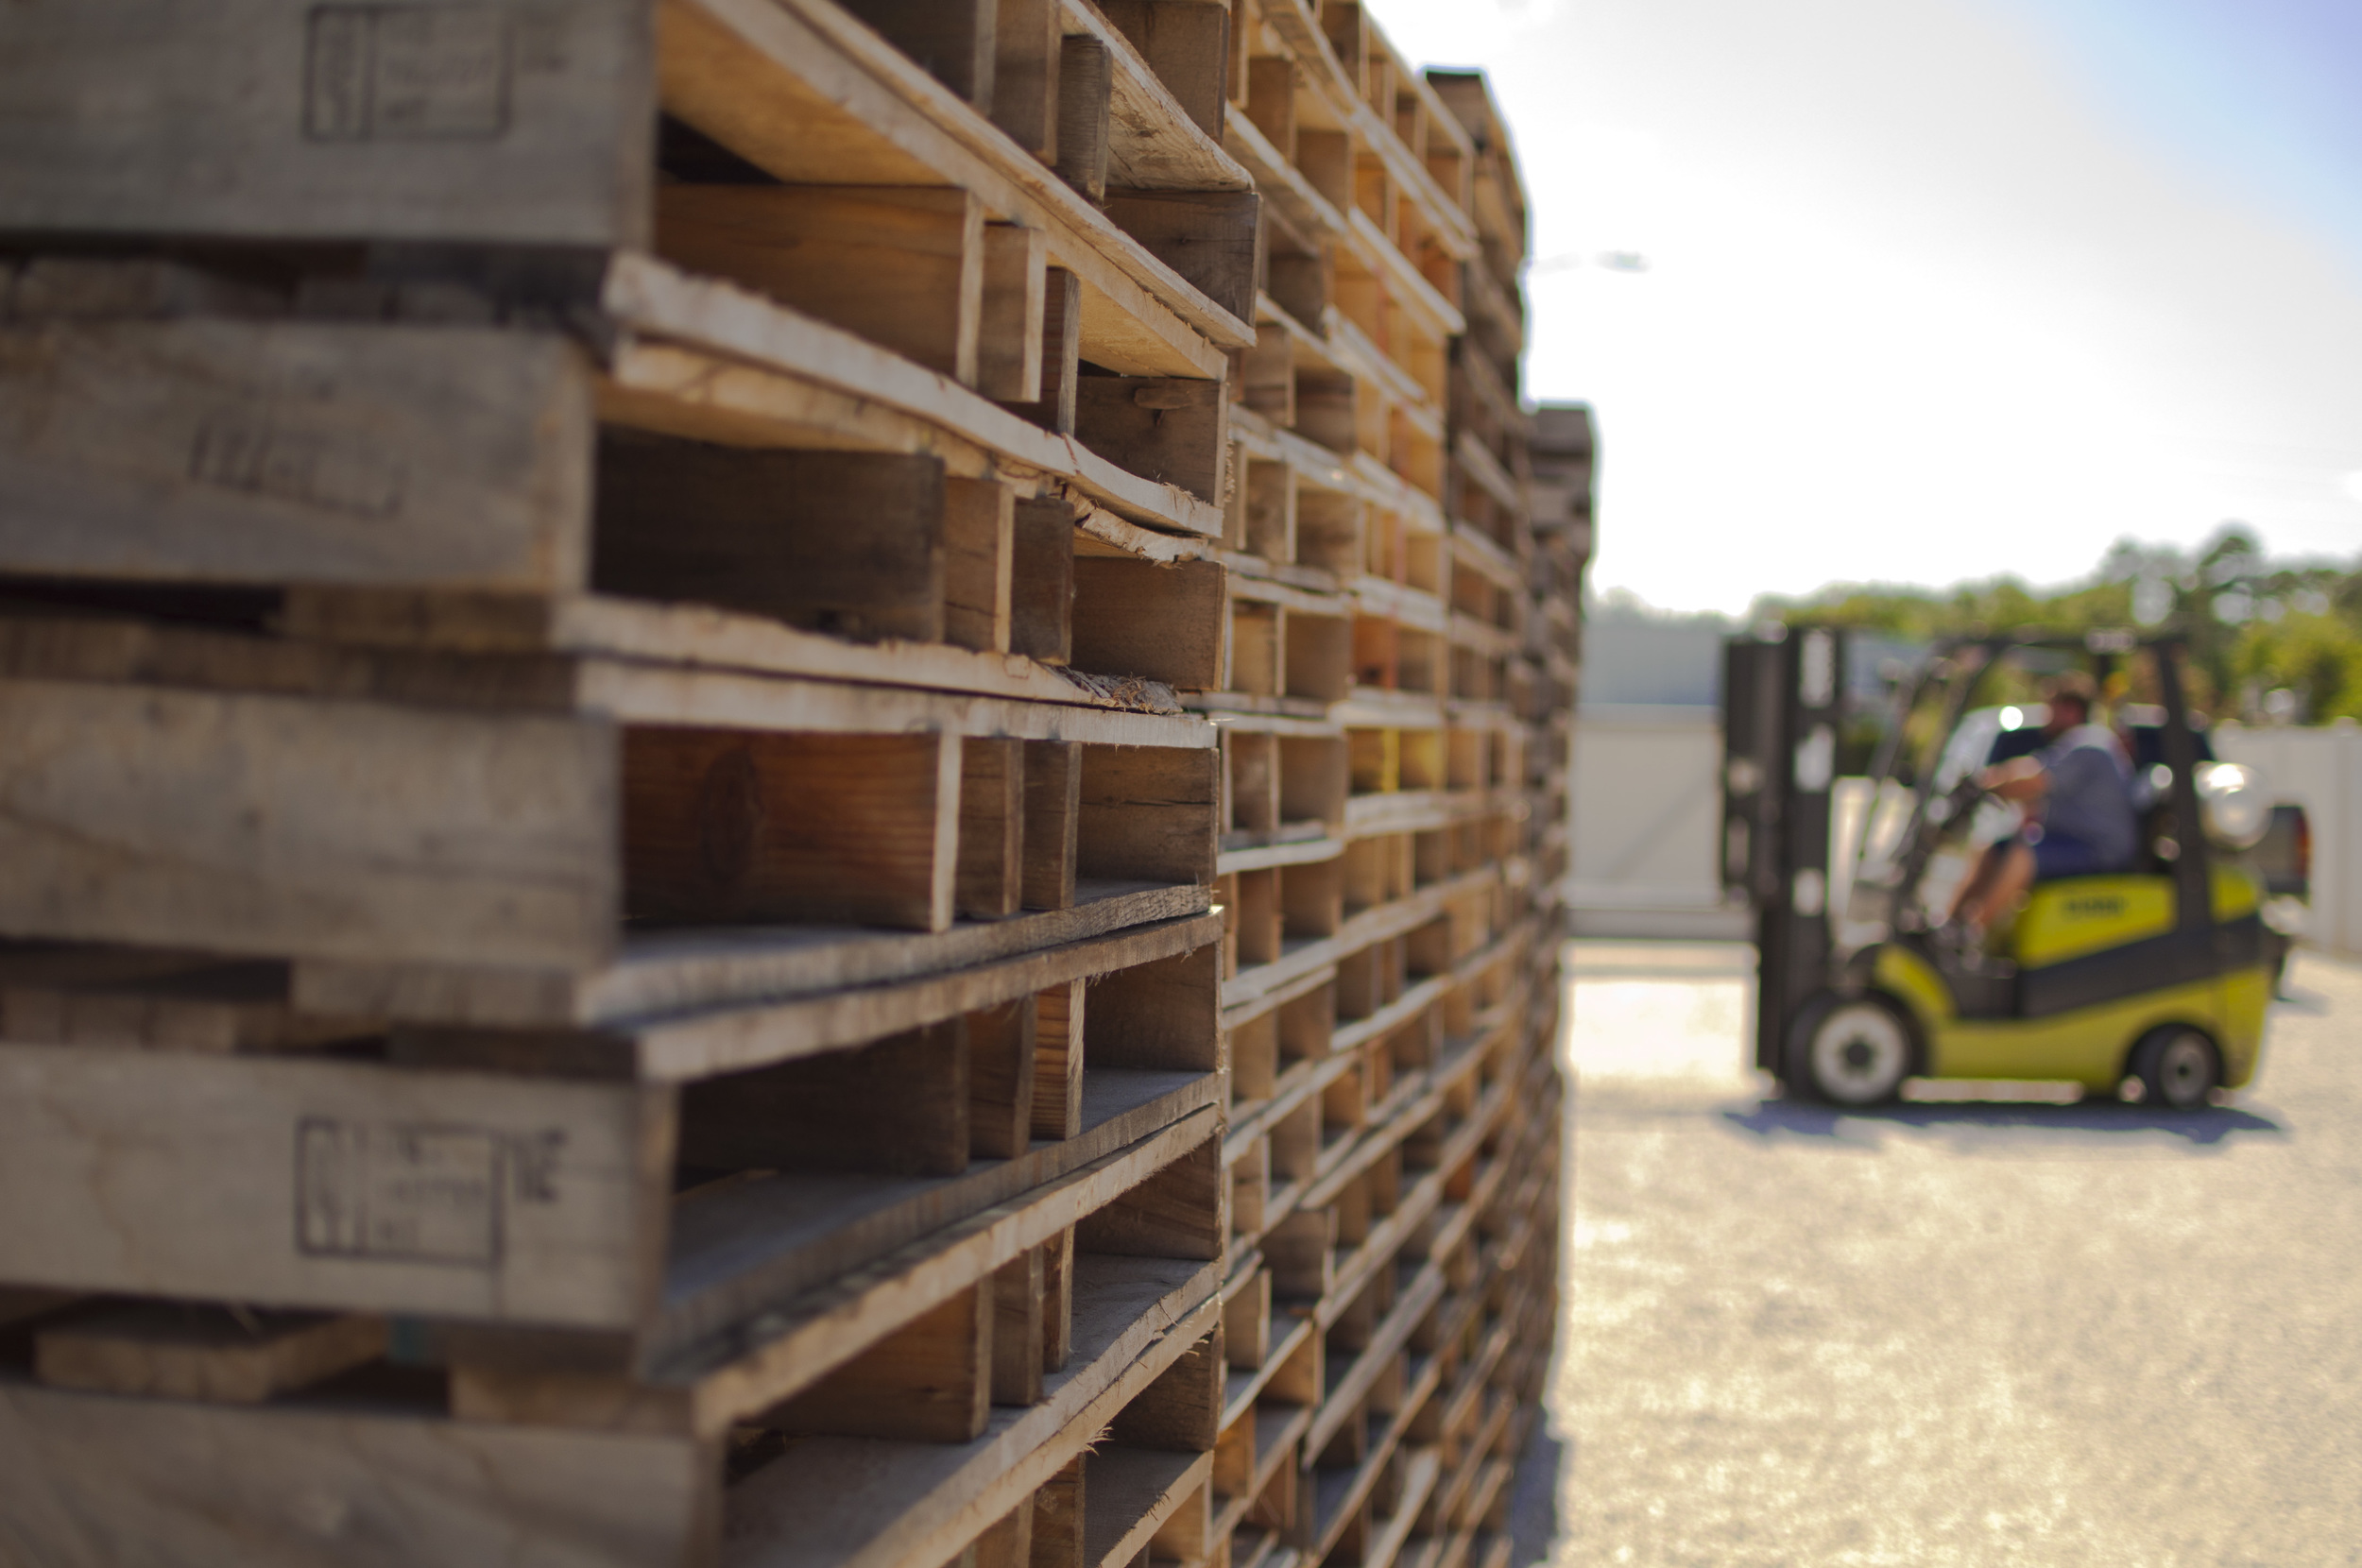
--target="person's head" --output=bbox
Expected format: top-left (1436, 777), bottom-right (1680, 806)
top-left (2041, 672), bottom-right (2097, 736)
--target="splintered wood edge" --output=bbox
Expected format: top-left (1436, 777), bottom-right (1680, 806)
top-left (1054, 0), bottom-right (1251, 196)
top-left (1079, 1446), bottom-right (1215, 1568)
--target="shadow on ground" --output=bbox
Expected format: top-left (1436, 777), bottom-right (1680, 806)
top-left (1503, 1418), bottom-right (1564, 1567)
top-left (2270, 982), bottom-right (2335, 1015)
top-left (1720, 1096), bottom-right (2287, 1147)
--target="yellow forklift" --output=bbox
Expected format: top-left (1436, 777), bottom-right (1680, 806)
top-left (1720, 627), bottom-right (2280, 1110)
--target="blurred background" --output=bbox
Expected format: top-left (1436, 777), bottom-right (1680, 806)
top-left (1356, 9), bottom-right (2362, 1559)
top-left (1369, 0), bottom-right (2362, 955)
top-left (1379, 0), bottom-right (2362, 615)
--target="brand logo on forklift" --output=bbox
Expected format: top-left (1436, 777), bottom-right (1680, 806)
top-left (2064, 895), bottom-right (2124, 918)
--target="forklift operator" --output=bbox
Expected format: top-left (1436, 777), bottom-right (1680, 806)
top-left (1943, 673), bottom-right (2140, 939)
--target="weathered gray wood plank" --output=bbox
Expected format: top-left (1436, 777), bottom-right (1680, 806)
top-left (0, 319), bottom-right (594, 590)
top-left (0, 678), bottom-right (618, 971)
top-left (0, 0), bottom-right (655, 248)
top-left (0, 1375), bottom-right (714, 1568)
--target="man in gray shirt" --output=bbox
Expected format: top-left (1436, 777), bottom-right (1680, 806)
top-left (1944, 673), bottom-right (2141, 940)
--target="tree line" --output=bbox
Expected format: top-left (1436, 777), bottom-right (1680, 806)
top-left (1753, 527), bottom-right (2362, 724)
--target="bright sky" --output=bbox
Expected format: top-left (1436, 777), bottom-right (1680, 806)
top-left (1373, 0), bottom-right (2362, 614)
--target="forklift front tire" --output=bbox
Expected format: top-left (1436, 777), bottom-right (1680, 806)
top-left (1789, 994), bottom-right (1915, 1107)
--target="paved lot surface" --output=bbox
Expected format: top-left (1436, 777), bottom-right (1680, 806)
top-left (1527, 941), bottom-right (2362, 1567)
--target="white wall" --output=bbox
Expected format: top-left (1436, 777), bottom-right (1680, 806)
top-left (2212, 723), bottom-right (2362, 960)
top-left (1567, 709), bottom-right (2362, 956)
top-left (1569, 706), bottom-right (1746, 937)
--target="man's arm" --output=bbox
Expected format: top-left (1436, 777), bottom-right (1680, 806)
top-left (1977, 755), bottom-right (2049, 803)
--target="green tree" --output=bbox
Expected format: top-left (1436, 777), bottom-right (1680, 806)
top-left (1753, 526), bottom-right (2362, 724)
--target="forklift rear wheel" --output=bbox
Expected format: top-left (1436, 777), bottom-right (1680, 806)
top-left (2131, 1026), bottom-right (2218, 1112)
top-left (1791, 995), bottom-right (1914, 1106)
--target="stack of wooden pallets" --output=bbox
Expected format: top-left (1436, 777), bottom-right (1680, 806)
top-left (1185, 32), bottom-right (1578, 1568)
top-left (0, 4), bottom-right (1577, 1567)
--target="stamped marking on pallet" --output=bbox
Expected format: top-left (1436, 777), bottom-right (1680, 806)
top-left (294, 1118), bottom-right (556, 1266)
top-left (304, 6), bottom-right (514, 143)
top-left (190, 420), bottom-right (406, 520)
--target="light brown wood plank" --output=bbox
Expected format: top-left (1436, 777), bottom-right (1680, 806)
top-left (839, 0), bottom-right (998, 108)
top-left (1108, 1319), bottom-right (1224, 1451)
top-left (1077, 745), bottom-right (1219, 888)
top-left (1022, 741), bottom-right (1086, 912)
top-left (1070, 555), bottom-right (1227, 687)
top-left (0, 1377), bottom-right (717, 1568)
top-left (1032, 1453), bottom-right (1088, 1568)
top-left (0, 0), bottom-right (654, 249)
top-left (944, 477), bottom-right (1018, 654)
top-left (34, 1305), bottom-right (385, 1406)
top-left (1042, 1228), bottom-right (1077, 1373)
top-left (0, 678), bottom-right (617, 971)
top-left (676, 1019), bottom-right (970, 1177)
top-left (596, 440), bottom-right (947, 642)
top-left (1001, 266), bottom-right (1083, 434)
top-left (969, 994), bottom-right (1041, 1160)
top-left (625, 726), bottom-right (960, 932)
top-left (601, 256), bottom-right (1224, 532)
top-left (1096, 0), bottom-right (1228, 140)
top-left (616, 910), bottom-right (1222, 1082)
top-left (1072, 376), bottom-right (1227, 504)
top-left (653, 1107), bottom-right (1221, 1438)
top-left (992, 0), bottom-right (1063, 160)
top-left (1033, 978), bottom-right (1089, 1141)
top-left (980, 224), bottom-right (1049, 401)
top-left (1054, 34), bottom-right (1113, 205)
top-left (1086, 941), bottom-right (1221, 1073)
top-left (660, 0), bottom-right (1251, 359)
top-left (1072, 1133), bottom-right (1224, 1261)
top-left (991, 1247), bottom-right (1048, 1406)
top-left (0, 318), bottom-right (593, 591)
top-left (658, 185), bottom-right (985, 385)
top-left (1011, 499), bottom-right (1078, 664)
top-left (723, 1253), bottom-right (1220, 1568)
top-left (766, 1284), bottom-right (993, 1442)
top-left (960, 737), bottom-right (1029, 920)
top-left (1080, 1446), bottom-right (1215, 1568)
top-left (1101, 192), bottom-right (1259, 323)
top-left (977, 1494), bottom-right (1038, 1568)
top-left (0, 1044), bottom-right (671, 1329)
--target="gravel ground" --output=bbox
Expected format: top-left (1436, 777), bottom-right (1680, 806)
top-left (1521, 942), bottom-right (2362, 1567)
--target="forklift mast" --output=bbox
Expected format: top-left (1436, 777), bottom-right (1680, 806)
top-left (1721, 627), bottom-right (1846, 1070)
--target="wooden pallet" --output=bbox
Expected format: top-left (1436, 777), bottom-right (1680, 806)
top-left (1, 921), bottom-right (1225, 1344)
top-left (0, 1251), bottom-right (1224, 1568)
top-left (0, 260), bottom-right (1232, 653)
top-left (0, 0), bottom-right (1258, 355)
top-left (0, 604), bottom-right (1238, 995)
